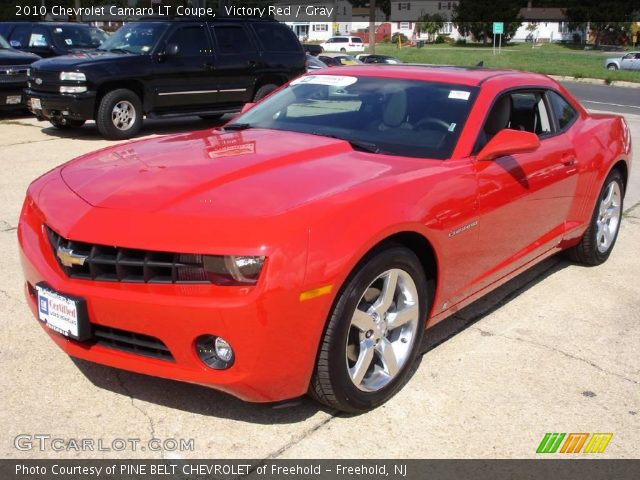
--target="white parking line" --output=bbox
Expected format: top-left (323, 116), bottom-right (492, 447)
top-left (583, 100), bottom-right (640, 110)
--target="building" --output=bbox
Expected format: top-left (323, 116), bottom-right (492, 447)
top-left (512, 5), bottom-right (581, 43)
top-left (389, 1), bottom-right (462, 40)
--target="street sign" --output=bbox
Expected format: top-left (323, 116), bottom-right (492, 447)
top-left (493, 22), bottom-right (504, 35)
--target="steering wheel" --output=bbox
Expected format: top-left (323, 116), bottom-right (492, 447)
top-left (413, 118), bottom-right (451, 132)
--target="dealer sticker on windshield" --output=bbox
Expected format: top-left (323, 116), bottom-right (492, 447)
top-left (291, 75), bottom-right (358, 87)
top-left (448, 90), bottom-right (471, 101)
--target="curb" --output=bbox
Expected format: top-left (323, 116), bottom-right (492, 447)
top-left (549, 75), bottom-right (640, 89)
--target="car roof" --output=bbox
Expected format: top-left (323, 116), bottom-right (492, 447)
top-left (309, 64), bottom-right (555, 87)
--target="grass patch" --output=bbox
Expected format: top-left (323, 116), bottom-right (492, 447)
top-left (368, 42), bottom-right (640, 83)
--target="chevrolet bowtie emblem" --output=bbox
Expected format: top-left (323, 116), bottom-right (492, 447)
top-left (56, 246), bottom-right (88, 267)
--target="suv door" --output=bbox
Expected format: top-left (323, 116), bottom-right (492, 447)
top-left (210, 23), bottom-right (258, 105)
top-left (151, 23), bottom-right (217, 111)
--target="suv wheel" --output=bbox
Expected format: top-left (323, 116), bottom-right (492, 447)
top-left (49, 118), bottom-right (85, 129)
top-left (96, 89), bottom-right (142, 140)
top-left (253, 84), bottom-right (278, 102)
top-left (607, 64), bottom-right (618, 70)
top-left (340, 48), bottom-right (347, 53)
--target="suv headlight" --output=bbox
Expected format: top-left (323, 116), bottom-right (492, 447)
top-left (26, 68), bottom-right (31, 77)
top-left (60, 72), bottom-right (86, 81)
top-left (60, 86), bottom-right (87, 93)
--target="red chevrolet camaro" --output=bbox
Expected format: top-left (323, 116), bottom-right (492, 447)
top-left (19, 66), bottom-right (632, 412)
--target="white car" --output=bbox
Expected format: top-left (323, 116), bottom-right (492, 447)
top-left (320, 36), bottom-right (365, 53)
top-left (604, 51), bottom-right (640, 71)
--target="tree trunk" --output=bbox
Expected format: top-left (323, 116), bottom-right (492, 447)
top-left (368, 0), bottom-right (376, 54)
top-left (74, 0), bottom-right (81, 22)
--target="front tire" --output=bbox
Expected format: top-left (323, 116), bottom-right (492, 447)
top-left (607, 64), bottom-right (618, 70)
top-left (96, 89), bottom-right (142, 140)
top-left (253, 84), bottom-right (278, 102)
top-left (567, 169), bottom-right (624, 265)
top-left (310, 245), bottom-right (428, 413)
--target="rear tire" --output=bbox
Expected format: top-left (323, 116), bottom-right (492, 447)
top-left (567, 169), bottom-right (624, 265)
top-left (49, 118), bottom-right (85, 129)
top-left (310, 245), bottom-right (429, 413)
top-left (253, 84), bottom-right (278, 102)
top-left (340, 48), bottom-right (347, 53)
top-left (96, 89), bottom-right (142, 140)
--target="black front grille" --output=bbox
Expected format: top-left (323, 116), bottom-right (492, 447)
top-left (0, 65), bottom-right (28, 84)
top-left (92, 325), bottom-right (174, 362)
top-left (47, 227), bottom-right (209, 284)
top-left (28, 69), bottom-right (60, 93)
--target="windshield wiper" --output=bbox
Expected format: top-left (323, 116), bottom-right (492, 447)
top-left (223, 123), bottom-right (252, 131)
top-left (107, 48), bottom-right (132, 54)
top-left (316, 133), bottom-right (381, 154)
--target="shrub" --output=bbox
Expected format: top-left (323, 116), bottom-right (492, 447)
top-left (434, 35), bottom-right (446, 44)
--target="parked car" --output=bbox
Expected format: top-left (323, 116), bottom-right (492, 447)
top-left (0, 22), bottom-right (107, 58)
top-left (0, 34), bottom-right (40, 110)
top-left (302, 43), bottom-right (323, 56)
top-left (320, 36), bottom-right (365, 52)
top-left (306, 53), bottom-right (327, 71)
top-left (357, 54), bottom-right (403, 64)
top-left (318, 53), bottom-right (364, 67)
top-left (604, 51), bottom-right (640, 71)
top-left (19, 66), bottom-right (631, 412)
top-left (25, 18), bottom-right (305, 139)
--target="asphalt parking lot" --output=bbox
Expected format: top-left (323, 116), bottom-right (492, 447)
top-left (1, 94), bottom-right (639, 459)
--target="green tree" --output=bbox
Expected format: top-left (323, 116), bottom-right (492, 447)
top-left (416, 13), bottom-right (445, 42)
top-left (564, 0), bottom-right (636, 48)
top-left (453, 0), bottom-right (525, 43)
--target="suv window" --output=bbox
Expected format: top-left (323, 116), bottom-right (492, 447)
top-left (167, 25), bottom-right (210, 56)
top-left (213, 25), bottom-right (255, 54)
top-left (335, 38), bottom-right (348, 43)
top-left (28, 27), bottom-right (50, 47)
top-left (547, 91), bottom-right (578, 131)
top-left (9, 24), bottom-right (32, 48)
top-left (351, 37), bottom-right (363, 43)
top-left (251, 23), bottom-right (300, 52)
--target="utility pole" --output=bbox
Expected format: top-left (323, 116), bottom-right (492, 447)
top-left (368, 0), bottom-right (376, 54)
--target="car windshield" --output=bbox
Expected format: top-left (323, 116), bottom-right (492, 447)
top-left (230, 75), bottom-right (478, 160)
top-left (99, 23), bottom-right (167, 54)
top-left (51, 25), bottom-right (107, 49)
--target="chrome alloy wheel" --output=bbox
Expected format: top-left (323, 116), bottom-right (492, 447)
top-left (346, 268), bottom-right (420, 392)
top-left (596, 180), bottom-right (622, 253)
top-left (112, 100), bottom-right (136, 131)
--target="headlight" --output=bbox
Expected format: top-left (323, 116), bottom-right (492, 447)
top-left (202, 255), bottom-right (266, 285)
top-left (60, 71), bottom-right (86, 81)
top-left (26, 68), bottom-right (30, 77)
top-left (60, 86), bottom-right (87, 93)
top-left (174, 254), bottom-right (265, 285)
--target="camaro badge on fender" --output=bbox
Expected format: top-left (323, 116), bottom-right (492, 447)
top-left (448, 220), bottom-right (479, 238)
top-left (56, 247), bottom-right (88, 267)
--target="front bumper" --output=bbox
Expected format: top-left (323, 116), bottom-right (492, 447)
top-left (18, 175), bottom-right (333, 403)
top-left (25, 88), bottom-right (96, 121)
top-left (0, 85), bottom-right (26, 109)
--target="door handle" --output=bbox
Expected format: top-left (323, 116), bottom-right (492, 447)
top-left (562, 155), bottom-right (576, 167)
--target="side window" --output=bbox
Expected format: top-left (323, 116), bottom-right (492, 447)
top-left (213, 26), bottom-right (255, 54)
top-left (9, 25), bottom-right (32, 48)
top-left (28, 27), bottom-right (50, 47)
top-left (547, 91), bottom-right (578, 131)
top-left (251, 23), bottom-right (300, 52)
top-left (167, 25), bottom-right (210, 56)
top-left (509, 92), bottom-right (552, 136)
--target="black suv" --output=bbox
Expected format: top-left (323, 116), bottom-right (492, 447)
top-left (25, 19), bottom-right (305, 139)
top-left (0, 34), bottom-right (40, 111)
top-left (0, 22), bottom-right (107, 58)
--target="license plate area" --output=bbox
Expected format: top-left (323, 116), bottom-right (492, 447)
top-left (6, 95), bottom-right (21, 105)
top-left (31, 98), bottom-right (42, 110)
top-left (35, 283), bottom-right (91, 341)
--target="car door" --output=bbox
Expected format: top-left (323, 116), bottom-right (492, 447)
top-left (619, 53), bottom-right (635, 71)
top-left (631, 53), bottom-right (640, 71)
top-left (151, 23), bottom-right (218, 111)
top-left (472, 89), bottom-right (579, 289)
top-left (210, 23), bottom-right (258, 105)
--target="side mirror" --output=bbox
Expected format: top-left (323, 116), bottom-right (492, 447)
top-left (241, 102), bottom-right (255, 113)
top-left (165, 43), bottom-right (179, 57)
top-left (477, 129), bottom-right (540, 161)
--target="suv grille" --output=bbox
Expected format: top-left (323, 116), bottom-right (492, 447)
top-left (28, 68), bottom-right (60, 93)
top-left (47, 227), bottom-right (209, 284)
top-left (0, 65), bottom-right (28, 84)
top-left (92, 325), bottom-right (174, 362)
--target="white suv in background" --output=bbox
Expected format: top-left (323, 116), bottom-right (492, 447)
top-left (320, 36), bottom-right (365, 52)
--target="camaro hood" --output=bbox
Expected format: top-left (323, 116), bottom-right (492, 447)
top-left (59, 129), bottom-right (425, 218)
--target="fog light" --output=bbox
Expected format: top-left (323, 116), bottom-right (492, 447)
top-left (195, 335), bottom-right (234, 369)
